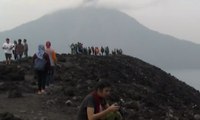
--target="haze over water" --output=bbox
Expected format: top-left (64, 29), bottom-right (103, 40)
top-left (167, 69), bottom-right (200, 91)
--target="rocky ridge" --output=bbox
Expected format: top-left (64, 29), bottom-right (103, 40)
top-left (0, 54), bottom-right (200, 120)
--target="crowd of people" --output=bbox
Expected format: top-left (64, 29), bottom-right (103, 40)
top-left (2, 38), bottom-right (28, 64)
top-left (2, 38), bottom-right (123, 120)
top-left (70, 42), bottom-right (123, 56)
top-left (2, 39), bottom-right (123, 65)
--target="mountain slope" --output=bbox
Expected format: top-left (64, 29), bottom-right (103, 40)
top-left (0, 7), bottom-right (200, 69)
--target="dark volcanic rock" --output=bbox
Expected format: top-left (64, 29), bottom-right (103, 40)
top-left (0, 112), bottom-right (22, 120)
top-left (53, 54), bottom-right (200, 119)
top-left (0, 64), bottom-right (25, 81)
top-left (1, 55), bottom-right (200, 120)
top-left (8, 88), bottom-right (23, 98)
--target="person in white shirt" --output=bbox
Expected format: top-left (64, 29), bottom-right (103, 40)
top-left (2, 38), bottom-right (14, 64)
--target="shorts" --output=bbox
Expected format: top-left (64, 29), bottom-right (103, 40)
top-left (5, 53), bottom-right (12, 59)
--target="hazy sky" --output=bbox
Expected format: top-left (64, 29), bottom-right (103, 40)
top-left (0, 0), bottom-right (200, 43)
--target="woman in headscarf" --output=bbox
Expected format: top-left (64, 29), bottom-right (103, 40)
top-left (33, 44), bottom-right (50, 94)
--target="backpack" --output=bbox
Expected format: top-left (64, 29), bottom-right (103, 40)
top-left (34, 57), bottom-right (46, 71)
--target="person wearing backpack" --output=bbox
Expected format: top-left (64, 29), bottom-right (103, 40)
top-left (33, 44), bottom-right (50, 94)
top-left (77, 80), bottom-right (122, 120)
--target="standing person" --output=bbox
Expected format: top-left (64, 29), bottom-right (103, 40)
top-left (33, 45), bottom-right (50, 94)
top-left (94, 47), bottom-right (99, 56)
top-left (70, 43), bottom-right (75, 55)
top-left (16, 39), bottom-right (24, 61)
top-left (2, 38), bottom-right (14, 64)
top-left (77, 80), bottom-right (122, 120)
top-left (91, 46), bottom-right (95, 55)
top-left (12, 40), bottom-right (18, 60)
top-left (45, 41), bottom-right (57, 87)
top-left (101, 46), bottom-right (105, 56)
top-left (88, 47), bottom-right (91, 55)
top-left (105, 46), bottom-right (110, 56)
top-left (23, 39), bottom-right (28, 58)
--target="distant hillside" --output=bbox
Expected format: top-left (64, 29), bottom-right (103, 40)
top-left (1, 7), bottom-right (200, 69)
top-left (0, 54), bottom-right (200, 120)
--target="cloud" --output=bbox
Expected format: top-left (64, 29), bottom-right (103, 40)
top-left (77, 0), bottom-right (163, 11)
top-left (81, 0), bottom-right (99, 7)
top-left (0, 0), bottom-right (168, 32)
top-left (0, 0), bottom-right (200, 44)
top-left (83, 0), bottom-right (97, 3)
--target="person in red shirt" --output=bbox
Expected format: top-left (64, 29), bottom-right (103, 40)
top-left (77, 80), bottom-right (122, 120)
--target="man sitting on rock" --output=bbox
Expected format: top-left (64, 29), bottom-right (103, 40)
top-left (77, 80), bottom-right (122, 120)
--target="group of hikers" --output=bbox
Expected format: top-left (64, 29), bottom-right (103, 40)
top-left (2, 38), bottom-right (57, 95)
top-left (70, 42), bottom-right (123, 56)
top-left (2, 38), bottom-right (28, 64)
top-left (2, 38), bottom-right (124, 120)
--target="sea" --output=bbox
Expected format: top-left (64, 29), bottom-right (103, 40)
top-left (167, 69), bottom-right (200, 91)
